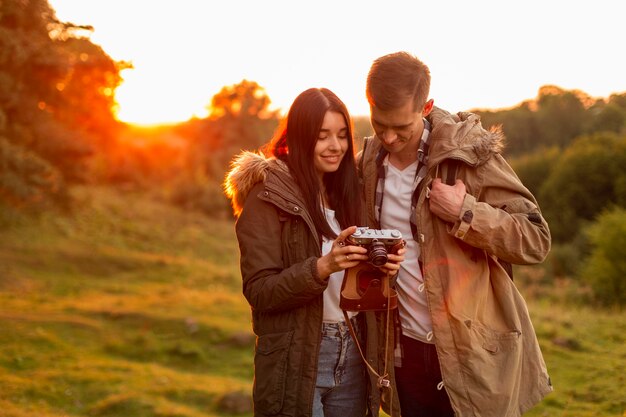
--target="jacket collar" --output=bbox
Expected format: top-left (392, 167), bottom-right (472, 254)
top-left (224, 151), bottom-right (307, 218)
top-left (425, 106), bottom-right (505, 167)
top-left (363, 107), bottom-right (504, 171)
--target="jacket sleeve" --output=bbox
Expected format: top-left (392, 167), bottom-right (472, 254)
top-left (449, 153), bottom-right (551, 265)
top-left (235, 184), bottom-right (328, 313)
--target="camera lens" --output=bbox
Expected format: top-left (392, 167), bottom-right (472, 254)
top-left (368, 240), bottom-right (388, 267)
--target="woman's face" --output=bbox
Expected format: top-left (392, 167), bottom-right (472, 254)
top-left (313, 111), bottom-right (349, 178)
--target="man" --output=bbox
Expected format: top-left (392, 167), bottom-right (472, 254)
top-left (358, 51), bottom-right (553, 417)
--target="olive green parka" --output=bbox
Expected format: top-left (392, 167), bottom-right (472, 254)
top-left (224, 153), bottom-right (397, 417)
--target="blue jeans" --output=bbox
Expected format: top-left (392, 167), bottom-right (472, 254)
top-left (313, 317), bottom-right (367, 417)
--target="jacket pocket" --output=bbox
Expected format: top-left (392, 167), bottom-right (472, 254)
top-left (451, 318), bottom-right (522, 412)
top-left (253, 330), bottom-right (295, 415)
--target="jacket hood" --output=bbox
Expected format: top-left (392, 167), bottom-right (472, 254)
top-left (427, 106), bottom-right (506, 166)
top-left (223, 151), bottom-right (273, 217)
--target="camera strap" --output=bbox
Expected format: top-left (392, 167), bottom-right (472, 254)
top-left (342, 285), bottom-right (395, 416)
top-left (342, 308), bottom-right (392, 387)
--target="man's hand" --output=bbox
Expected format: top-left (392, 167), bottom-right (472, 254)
top-left (429, 178), bottom-right (466, 223)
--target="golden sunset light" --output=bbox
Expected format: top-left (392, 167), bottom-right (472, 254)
top-left (50, 0), bottom-right (626, 126)
top-left (3, 1), bottom-right (626, 415)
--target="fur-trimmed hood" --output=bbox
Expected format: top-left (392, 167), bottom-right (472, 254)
top-left (223, 151), bottom-right (274, 218)
top-left (358, 107), bottom-right (506, 170)
top-left (224, 151), bottom-right (301, 219)
top-left (427, 106), bottom-right (506, 166)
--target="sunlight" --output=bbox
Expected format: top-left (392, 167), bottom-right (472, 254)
top-left (114, 69), bottom-right (210, 126)
top-left (50, 0), bottom-right (626, 126)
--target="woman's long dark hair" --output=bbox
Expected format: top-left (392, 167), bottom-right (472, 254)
top-left (264, 88), bottom-right (361, 240)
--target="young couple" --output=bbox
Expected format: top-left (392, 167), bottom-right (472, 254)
top-left (224, 52), bottom-right (552, 417)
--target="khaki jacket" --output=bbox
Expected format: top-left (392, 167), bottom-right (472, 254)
top-left (224, 152), bottom-right (397, 417)
top-left (358, 107), bottom-right (553, 416)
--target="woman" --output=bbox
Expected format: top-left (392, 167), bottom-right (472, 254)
top-left (223, 88), bottom-right (401, 417)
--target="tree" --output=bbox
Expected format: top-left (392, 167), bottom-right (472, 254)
top-left (164, 80), bottom-right (280, 216)
top-left (477, 102), bottom-right (540, 156)
top-left (579, 207), bottom-right (626, 307)
top-left (535, 86), bottom-right (589, 149)
top-left (193, 80), bottom-right (279, 179)
top-left (585, 99), bottom-right (626, 135)
top-left (477, 87), bottom-right (621, 156)
top-left (508, 146), bottom-right (560, 197)
top-left (209, 79), bottom-right (274, 121)
top-left (0, 0), bottom-right (124, 210)
top-left (0, 136), bottom-right (60, 208)
top-left (539, 132), bottom-right (626, 242)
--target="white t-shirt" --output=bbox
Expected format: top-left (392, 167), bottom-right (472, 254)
top-left (380, 158), bottom-right (433, 343)
top-left (321, 207), bottom-right (356, 323)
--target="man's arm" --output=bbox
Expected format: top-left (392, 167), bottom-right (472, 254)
top-left (429, 155), bottom-right (551, 265)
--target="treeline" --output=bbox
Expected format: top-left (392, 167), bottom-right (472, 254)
top-left (475, 85), bottom-right (626, 156)
top-left (0, 0), bottom-right (125, 208)
top-left (1, 1), bottom-right (625, 305)
top-left (473, 90), bottom-right (626, 306)
top-left (0, 0), bottom-right (280, 215)
top-left (469, 88), bottom-right (626, 241)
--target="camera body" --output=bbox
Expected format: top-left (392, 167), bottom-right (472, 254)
top-left (346, 227), bottom-right (404, 267)
top-left (340, 228), bottom-right (405, 312)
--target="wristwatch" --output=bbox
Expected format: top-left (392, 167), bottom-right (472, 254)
top-left (461, 209), bottom-right (473, 224)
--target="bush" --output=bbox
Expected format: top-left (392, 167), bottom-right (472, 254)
top-left (168, 177), bottom-right (230, 218)
top-left (0, 136), bottom-right (63, 208)
top-left (509, 146), bottom-right (560, 198)
top-left (579, 207), bottom-right (626, 307)
top-left (547, 243), bottom-right (583, 279)
top-left (537, 133), bottom-right (626, 243)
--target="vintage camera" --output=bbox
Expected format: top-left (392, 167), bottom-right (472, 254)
top-left (346, 227), bottom-right (404, 267)
top-left (340, 228), bottom-right (405, 312)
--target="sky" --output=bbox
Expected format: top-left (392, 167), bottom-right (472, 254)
top-left (50, 0), bottom-right (626, 126)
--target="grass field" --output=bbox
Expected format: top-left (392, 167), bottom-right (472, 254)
top-left (0, 187), bottom-right (253, 417)
top-left (0, 186), bottom-right (624, 416)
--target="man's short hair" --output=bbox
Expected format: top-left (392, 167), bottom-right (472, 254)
top-left (366, 51), bottom-right (431, 112)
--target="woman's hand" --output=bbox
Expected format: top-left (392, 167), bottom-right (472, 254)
top-left (316, 226), bottom-right (368, 280)
top-left (377, 246), bottom-right (405, 276)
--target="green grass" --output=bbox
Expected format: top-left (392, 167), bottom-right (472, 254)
top-left (0, 186), bottom-right (252, 417)
top-left (1, 186), bottom-right (625, 416)
top-left (523, 301), bottom-right (626, 416)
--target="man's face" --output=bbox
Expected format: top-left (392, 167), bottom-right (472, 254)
top-left (370, 99), bottom-right (430, 156)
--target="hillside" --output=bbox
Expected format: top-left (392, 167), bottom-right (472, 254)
top-left (0, 187), bottom-right (624, 416)
top-left (0, 187), bottom-right (253, 417)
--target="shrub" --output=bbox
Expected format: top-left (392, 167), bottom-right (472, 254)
top-left (168, 177), bottom-right (230, 218)
top-left (547, 243), bottom-right (582, 279)
top-left (538, 132), bottom-right (626, 243)
top-left (0, 136), bottom-right (63, 208)
top-left (579, 207), bottom-right (626, 307)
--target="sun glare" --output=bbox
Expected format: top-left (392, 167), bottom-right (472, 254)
top-left (50, 0), bottom-right (626, 127)
top-left (114, 69), bottom-right (211, 126)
